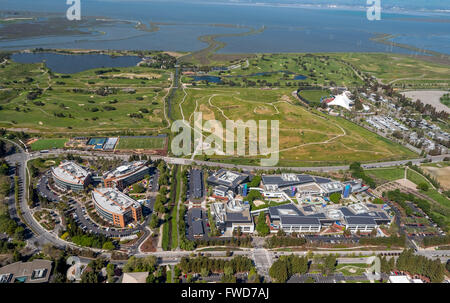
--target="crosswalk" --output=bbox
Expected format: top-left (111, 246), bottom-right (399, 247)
top-left (253, 248), bottom-right (273, 281)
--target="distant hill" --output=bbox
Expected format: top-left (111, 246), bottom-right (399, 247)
top-left (169, 0), bottom-right (450, 12)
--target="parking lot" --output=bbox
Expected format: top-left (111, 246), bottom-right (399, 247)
top-left (37, 172), bottom-right (59, 202)
top-left (287, 272), bottom-right (368, 283)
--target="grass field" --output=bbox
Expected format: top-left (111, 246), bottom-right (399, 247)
top-left (30, 138), bottom-right (68, 151)
top-left (0, 60), bottom-right (171, 134)
top-left (366, 167), bottom-right (405, 182)
top-left (2, 52), bottom-right (438, 166)
top-left (171, 84), bottom-right (416, 166)
top-left (407, 168), bottom-right (450, 209)
top-left (116, 136), bottom-right (166, 150)
top-left (206, 53), bottom-right (364, 88)
top-left (298, 89), bottom-right (331, 106)
top-left (333, 53), bottom-right (450, 89)
top-left (406, 169), bottom-right (430, 186)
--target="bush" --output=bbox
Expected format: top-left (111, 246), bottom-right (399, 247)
top-left (329, 192), bottom-right (341, 203)
top-left (417, 182), bottom-right (429, 191)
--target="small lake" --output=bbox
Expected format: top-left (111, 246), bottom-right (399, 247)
top-left (294, 75), bottom-right (307, 80)
top-left (192, 75), bottom-right (222, 83)
top-left (11, 52), bottom-right (142, 74)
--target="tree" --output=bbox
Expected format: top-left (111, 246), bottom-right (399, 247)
top-left (248, 175), bottom-right (262, 188)
top-left (146, 272), bottom-right (156, 283)
top-left (248, 267), bottom-right (260, 283)
top-left (13, 250), bottom-right (21, 262)
top-left (106, 263), bottom-right (115, 283)
top-left (370, 228), bottom-right (377, 237)
top-left (417, 183), bottom-right (429, 192)
top-left (256, 212), bottom-right (270, 236)
top-left (224, 265), bottom-right (234, 276)
top-left (200, 267), bottom-right (210, 278)
top-left (80, 271), bottom-right (98, 283)
top-left (102, 241), bottom-right (115, 251)
top-left (329, 193), bottom-right (341, 203)
top-left (269, 259), bottom-right (288, 283)
top-left (246, 189), bottom-right (262, 202)
top-left (321, 255), bottom-right (337, 276)
top-left (150, 213), bottom-right (159, 229)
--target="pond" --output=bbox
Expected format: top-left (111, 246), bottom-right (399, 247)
top-left (192, 75), bottom-right (222, 83)
top-left (11, 52), bottom-right (142, 74)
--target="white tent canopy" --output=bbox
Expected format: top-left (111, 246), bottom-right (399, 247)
top-left (327, 91), bottom-right (354, 111)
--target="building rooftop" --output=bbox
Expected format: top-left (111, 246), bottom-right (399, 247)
top-left (52, 161), bottom-right (90, 185)
top-left (268, 203), bottom-right (304, 219)
top-left (92, 188), bottom-right (140, 215)
top-left (225, 210), bottom-right (252, 223)
top-left (207, 169), bottom-right (249, 190)
top-left (192, 220), bottom-right (204, 236)
top-left (280, 216), bottom-right (321, 226)
top-left (104, 161), bottom-right (148, 180)
top-left (388, 275), bottom-right (412, 283)
top-left (191, 208), bottom-right (202, 220)
top-left (214, 185), bottom-right (230, 193)
top-left (122, 272), bottom-right (149, 283)
top-left (191, 169), bottom-right (203, 198)
top-left (0, 260), bottom-right (52, 283)
top-left (345, 216), bottom-right (377, 225)
top-left (319, 181), bottom-right (343, 193)
top-left (262, 174), bottom-right (315, 188)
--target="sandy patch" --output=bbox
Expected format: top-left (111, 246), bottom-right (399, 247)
top-left (395, 178), bottom-right (418, 190)
top-left (163, 51), bottom-right (185, 58)
top-left (199, 104), bottom-right (215, 120)
top-left (112, 73), bottom-right (161, 79)
top-left (253, 200), bottom-right (265, 207)
top-left (422, 166), bottom-right (450, 191)
top-left (254, 105), bottom-right (273, 115)
top-left (280, 95), bottom-right (292, 102)
top-left (402, 90), bottom-right (449, 114)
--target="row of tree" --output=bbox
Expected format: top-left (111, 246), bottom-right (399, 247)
top-left (395, 249), bottom-right (446, 283)
top-left (265, 234), bottom-right (307, 248)
top-left (179, 255), bottom-right (254, 275)
top-left (269, 255), bottom-right (309, 282)
top-left (359, 235), bottom-right (406, 247)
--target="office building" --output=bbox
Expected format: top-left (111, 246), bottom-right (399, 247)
top-left (92, 188), bottom-right (142, 227)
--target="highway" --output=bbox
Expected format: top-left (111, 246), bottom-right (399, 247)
top-left (28, 148), bottom-right (449, 172)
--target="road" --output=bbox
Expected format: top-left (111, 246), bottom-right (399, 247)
top-left (28, 148), bottom-right (449, 173)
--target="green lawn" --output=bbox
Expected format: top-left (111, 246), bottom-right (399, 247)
top-left (366, 167), bottom-right (405, 182)
top-left (423, 189), bottom-right (450, 209)
top-left (116, 136), bottom-right (166, 150)
top-left (30, 138), bottom-right (68, 151)
top-left (406, 169), bottom-right (429, 186)
top-left (407, 168), bottom-right (450, 209)
top-left (298, 89), bottom-right (331, 106)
